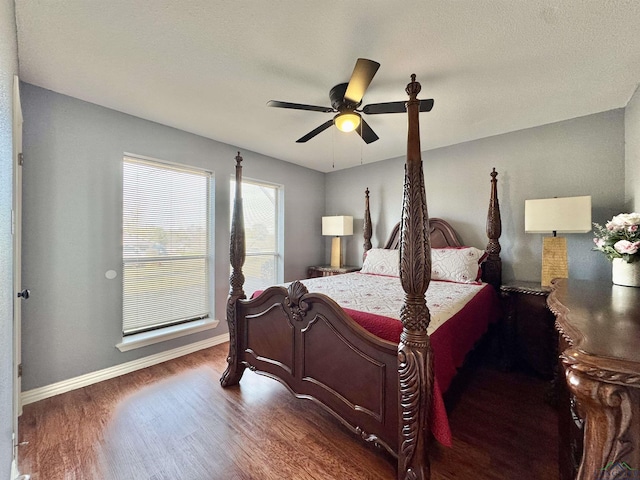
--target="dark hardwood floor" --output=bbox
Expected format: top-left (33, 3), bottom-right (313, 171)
top-left (18, 340), bottom-right (559, 480)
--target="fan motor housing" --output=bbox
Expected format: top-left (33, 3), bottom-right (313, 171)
top-left (330, 83), bottom-right (360, 111)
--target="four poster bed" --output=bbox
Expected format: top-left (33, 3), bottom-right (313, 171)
top-left (221, 75), bottom-right (503, 480)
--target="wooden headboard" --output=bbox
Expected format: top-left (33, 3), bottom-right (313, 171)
top-left (363, 168), bottom-right (502, 289)
top-left (382, 218), bottom-right (462, 250)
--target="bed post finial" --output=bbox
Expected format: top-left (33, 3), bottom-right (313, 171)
top-left (363, 188), bottom-right (372, 261)
top-left (221, 151), bottom-right (247, 387)
top-left (398, 74), bottom-right (432, 480)
top-left (484, 168), bottom-right (502, 289)
top-left (405, 74), bottom-right (421, 100)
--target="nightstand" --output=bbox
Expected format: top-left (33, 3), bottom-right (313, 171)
top-left (500, 281), bottom-right (556, 379)
top-left (307, 265), bottom-right (361, 278)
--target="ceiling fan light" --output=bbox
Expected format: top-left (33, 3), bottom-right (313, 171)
top-left (334, 112), bottom-right (361, 133)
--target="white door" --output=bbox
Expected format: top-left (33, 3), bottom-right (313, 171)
top-left (12, 75), bottom-right (24, 464)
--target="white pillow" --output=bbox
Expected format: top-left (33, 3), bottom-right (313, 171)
top-left (361, 248), bottom-right (400, 277)
top-left (431, 247), bottom-right (486, 284)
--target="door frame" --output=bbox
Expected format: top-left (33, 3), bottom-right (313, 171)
top-left (12, 74), bottom-right (23, 465)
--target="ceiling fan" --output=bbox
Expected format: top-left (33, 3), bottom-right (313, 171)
top-left (267, 58), bottom-right (435, 144)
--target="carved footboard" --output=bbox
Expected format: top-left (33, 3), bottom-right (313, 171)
top-left (232, 281), bottom-right (400, 455)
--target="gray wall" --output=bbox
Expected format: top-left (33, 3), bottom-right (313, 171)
top-left (626, 85), bottom-right (640, 212)
top-left (326, 110), bottom-right (625, 283)
top-left (20, 84), bottom-right (325, 390)
top-left (0, 0), bottom-right (18, 476)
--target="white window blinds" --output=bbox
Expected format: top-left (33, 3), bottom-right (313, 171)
top-left (123, 156), bottom-right (211, 335)
top-left (230, 178), bottom-right (281, 296)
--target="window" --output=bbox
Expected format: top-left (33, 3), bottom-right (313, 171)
top-left (123, 156), bottom-right (212, 336)
top-left (230, 178), bottom-right (283, 296)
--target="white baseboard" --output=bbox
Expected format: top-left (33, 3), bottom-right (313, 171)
top-left (21, 333), bottom-right (229, 405)
top-left (10, 459), bottom-right (18, 480)
top-left (10, 459), bottom-right (28, 480)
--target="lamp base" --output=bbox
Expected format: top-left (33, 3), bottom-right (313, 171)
top-left (541, 236), bottom-right (568, 287)
top-left (330, 237), bottom-right (342, 268)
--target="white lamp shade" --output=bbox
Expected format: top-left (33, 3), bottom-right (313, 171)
top-left (525, 196), bottom-right (592, 233)
top-left (322, 216), bottom-right (353, 236)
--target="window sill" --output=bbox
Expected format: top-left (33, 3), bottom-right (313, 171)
top-left (116, 318), bottom-right (219, 352)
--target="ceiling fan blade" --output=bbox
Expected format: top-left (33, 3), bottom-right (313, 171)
top-left (356, 119), bottom-right (379, 144)
top-left (362, 101), bottom-right (405, 114)
top-left (362, 99), bottom-right (435, 115)
top-left (296, 120), bottom-right (334, 143)
top-left (419, 99), bottom-right (435, 112)
top-left (344, 58), bottom-right (381, 105)
top-left (267, 100), bottom-right (334, 113)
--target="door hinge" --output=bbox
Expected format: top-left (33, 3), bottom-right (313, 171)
top-left (18, 153), bottom-right (23, 166)
top-left (17, 364), bottom-right (22, 377)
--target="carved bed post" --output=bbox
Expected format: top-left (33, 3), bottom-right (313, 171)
top-left (363, 187), bottom-right (372, 262)
top-left (483, 168), bottom-right (502, 290)
top-left (398, 74), bottom-right (433, 480)
top-left (220, 152), bottom-right (247, 387)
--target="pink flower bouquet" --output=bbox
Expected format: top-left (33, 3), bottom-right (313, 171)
top-left (593, 213), bottom-right (640, 263)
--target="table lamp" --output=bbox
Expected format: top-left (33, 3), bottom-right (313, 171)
top-left (525, 196), bottom-right (592, 286)
top-left (322, 215), bottom-right (353, 268)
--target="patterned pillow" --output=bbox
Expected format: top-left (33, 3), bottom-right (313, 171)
top-left (431, 247), bottom-right (486, 284)
top-left (361, 248), bottom-right (400, 277)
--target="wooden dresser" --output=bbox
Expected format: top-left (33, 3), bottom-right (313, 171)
top-left (548, 278), bottom-right (640, 480)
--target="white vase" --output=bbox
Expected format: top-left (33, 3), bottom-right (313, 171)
top-left (612, 258), bottom-right (640, 287)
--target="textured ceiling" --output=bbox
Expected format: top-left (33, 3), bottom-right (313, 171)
top-left (14, 1), bottom-right (640, 172)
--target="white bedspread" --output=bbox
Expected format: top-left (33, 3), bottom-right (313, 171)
top-left (292, 272), bottom-right (485, 335)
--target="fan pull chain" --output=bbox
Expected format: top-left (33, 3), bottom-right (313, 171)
top-left (332, 125), bottom-right (335, 169)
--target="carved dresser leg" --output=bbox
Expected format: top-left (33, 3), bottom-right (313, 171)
top-left (564, 361), bottom-right (640, 480)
